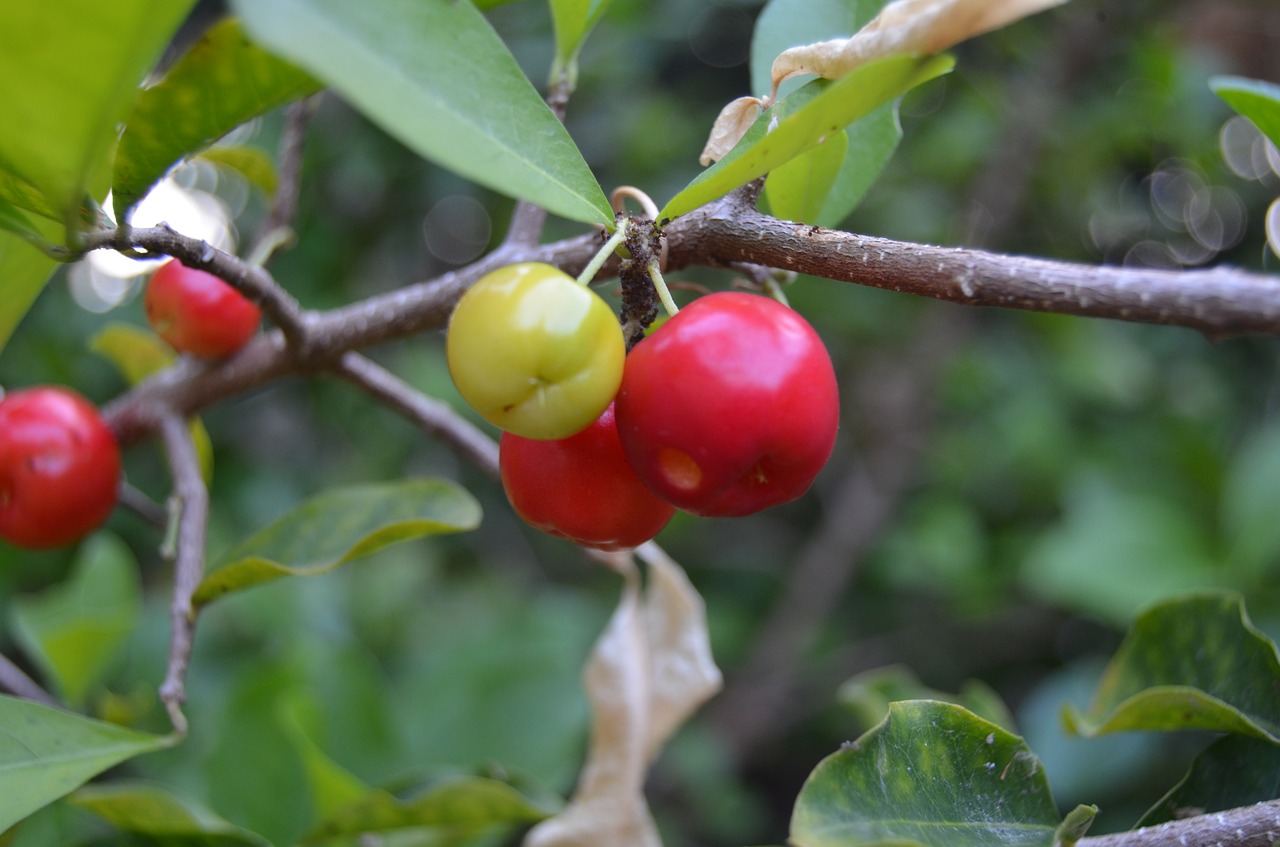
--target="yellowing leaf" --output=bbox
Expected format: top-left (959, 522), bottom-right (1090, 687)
top-left (771, 0), bottom-right (1068, 96)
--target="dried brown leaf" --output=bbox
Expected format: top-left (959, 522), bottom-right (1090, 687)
top-left (699, 96), bottom-right (767, 165)
top-left (770, 0), bottom-right (1068, 95)
top-left (523, 547), bottom-right (722, 847)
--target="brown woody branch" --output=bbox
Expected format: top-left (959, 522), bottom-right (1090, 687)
top-left (1079, 800), bottom-right (1280, 847)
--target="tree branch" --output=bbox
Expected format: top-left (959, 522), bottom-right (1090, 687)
top-left (155, 411), bottom-right (209, 736)
top-left (253, 93), bottom-right (321, 261)
top-left (1079, 800), bottom-right (1280, 847)
top-left (330, 352), bottom-right (500, 478)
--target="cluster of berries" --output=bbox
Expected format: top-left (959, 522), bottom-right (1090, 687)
top-left (0, 261), bottom-right (259, 549)
top-left (447, 262), bottom-right (840, 551)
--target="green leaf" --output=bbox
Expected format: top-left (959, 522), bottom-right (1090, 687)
top-left (112, 17), bottom-right (321, 224)
top-left (231, 0), bottom-right (613, 227)
top-left (0, 696), bottom-right (175, 833)
top-left (196, 147), bottom-right (280, 198)
top-left (70, 782), bottom-right (272, 847)
top-left (550, 0), bottom-right (612, 66)
top-left (10, 535), bottom-right (142, 708)
top-left (278, 699), bottom-right (372, 820)
top-left (192, 479), bottom-right (481, 608)
top-left (1139, 734), bottom-right (1280, 826)
top-left (764, 129), bottom-right (848, 224)
top-left (1064, 591), bottom-right (1280, 742)
top-left (1054, 805), bottom-right (1097, 847)
top-left (0, 225), bottom-right (60, 354)
top-left (0, 1), bottom-right (196, 233)
top-left (0, 170), bottom-right (59, 222)
top-left (660, 53), bottom-right (952, 222)
top-left (302, 774), bottom-right (559, 844)
top-left (0, 200), bottom-right (52, 250)
top-left (790, 701), bottom-right (1060, 847)
top-left (837, 665), bottom-right (1017, 733)
top-left (1211, 76), bottom-right (1280, 150)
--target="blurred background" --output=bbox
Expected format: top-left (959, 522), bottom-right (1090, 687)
top-left (2, 0), bottom-right (1280, 844)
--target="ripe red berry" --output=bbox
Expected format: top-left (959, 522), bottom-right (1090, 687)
top-left (0, 386), bottom-right (122, 548)
top-left (615, 291), bottom-right (839, 517)
top-left (500, 403), bottom-right (676, 551)
top-left (145, 259), bottom-right (261, 358)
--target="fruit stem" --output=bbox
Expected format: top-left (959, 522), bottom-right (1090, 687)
top-left (577, 219), bottom-right (629, 287)
top-left (647, 259), bottom-right (680, 317)
top-left (763, 273), bottom-right (791, 308)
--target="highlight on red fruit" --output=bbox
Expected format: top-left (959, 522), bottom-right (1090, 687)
top-left (500, 403), bottom-right (676, 551)
top-left (145, 258), bottom-right (262, 358)
top-left (0, 386), bottom-right (122, 549)
top-left (616, 291), bottom-right (839, 518)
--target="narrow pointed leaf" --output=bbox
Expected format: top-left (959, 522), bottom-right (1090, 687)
top-left (550, 0), bottom-right (613, 65)
top-left (661, 53), bottom-right (951, 221)
top-left (112, 17), bottom-right (321, 224)
top-left (10, 535), bottom-right (141, 708)
top-left (192, 479), bottom-right (481, 608)
top-left (0, 1), bottom-right (196, 230)
top-left (790, 701), bottom-right (1060, 847)
top-left (231, 0), bottom-right (613, 226)
top-left (70, 782), bottom-right (273, 847)
top-left (0, 696), bottom-right (175, 832)
top-left (1211, 76), bottom-right (1280, 149)
top-left (1065, 592), bottom-right (1280, 741)
top-left (1140, 735), bottom-right (1280, 826)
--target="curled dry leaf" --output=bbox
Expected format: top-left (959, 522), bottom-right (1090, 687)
top-left (700, 96), bottom-right (767, 165)
top-left (770, 0), bottom-right (1069, 96)
top-left (523, 544), bottom-right (722, 847)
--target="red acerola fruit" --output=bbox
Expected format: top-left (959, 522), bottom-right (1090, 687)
top-left (500, 403), bottom-right (677, 551)
top-left (615, 291), bottom-right (839, 517)
top-left (0, 386), bottom-right (122, 548)
top-left (145, 259), bottom-right (261, 358)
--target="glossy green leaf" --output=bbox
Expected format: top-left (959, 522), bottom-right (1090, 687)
top-left (660, 53), bottom-right (952, 222)
top-left (0, 170), bottom-right (58, 222)
top-left (1054, 805), bottom-right (1097, 847)
top-left (10, 535), bottom-right (141, 708)
top-left (0, 1), bottom-right (196, 232)
top-left (837, 665), bottom-right (1016, 733)
top-left (790, 701), bottom-right (1059, 847)
top-left (0, 224), bottom-right (60, 354)
top-left (0, 696), bottom-right (175, 833)
top-left (278, 699), bottom-right (371, 820)
top-left (1065, 592), bottom-right (1280, 741)
top-left (1211, 76), bottom-right (1280, 149)
top-left (90, 322), bottom-right (215, 483)
top-left (196, 147), bottom-right (280, 198)
top-left (302, 774), bottom-right (558, 844)
top-left (550, 0), bottom-right (612, 66)
top-left (112, 17), bottom-right (321, 224)
top-left (192, 479), bottom-right (481, 608)
top-left (764, 129), bottom-right (848, 224)
top-left (70, 782), bottom-right (272, 847)
top-left (230, 0), bottom-right (613, 226)
top-left (1139, 734), bottom-right (1280, 826)
top-left (0, 200), bottom-right (50, 250)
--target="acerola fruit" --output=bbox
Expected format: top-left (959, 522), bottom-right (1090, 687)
top-left (145, 259), bottom-right (262, 358)
top-left (0, 386), bottom-right (122, 548)
top-left (447, 262), bottom-right (625, 440)
top-left (615, 291), bottom-right (839, 517)
top-left (500, 403), bottom-right (676, 551)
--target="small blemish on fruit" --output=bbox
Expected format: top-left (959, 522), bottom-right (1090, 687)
top-left (659, 448), bottom-right (702, 491)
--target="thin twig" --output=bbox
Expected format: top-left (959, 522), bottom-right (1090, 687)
top-left (0, 653), bottom-right (60, 707)
top-left (118, 481), bottom-right (170, 529)
top-left (253, 93), bottom-right (322, 260)
top-left (1079, 800), bottom-right (1280, 847)
top-left (155, 411), bottom-right (210, 736)
top-left (331, 352), bottom-right (500, 477)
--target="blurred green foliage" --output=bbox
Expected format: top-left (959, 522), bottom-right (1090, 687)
top-left (2, 0), bottom-right (1280, 844)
